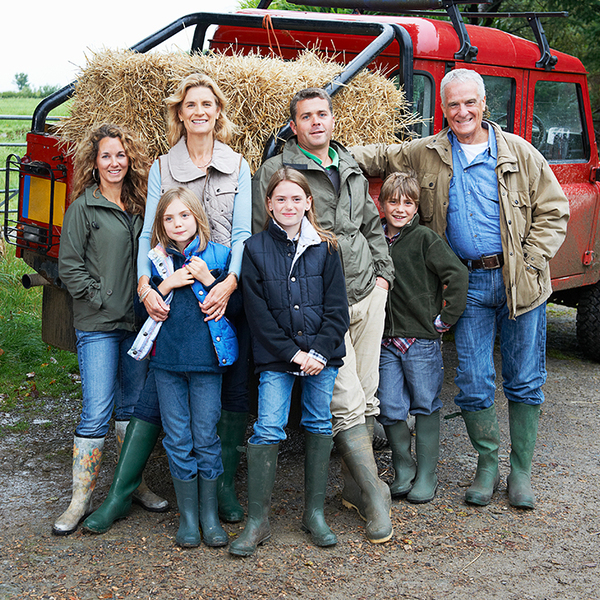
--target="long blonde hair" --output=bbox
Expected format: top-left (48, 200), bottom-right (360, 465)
top-left (71, 123), bottom-right (150, 215)
top-left (151, 187), bottom-right (211, 252)
top-left (165, 73), bottom-right (235, 148)
top-left (265, 167), bottom-right (338, 251)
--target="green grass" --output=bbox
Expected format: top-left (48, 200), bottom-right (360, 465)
top-left (0, 241), bottom-right (80, 414)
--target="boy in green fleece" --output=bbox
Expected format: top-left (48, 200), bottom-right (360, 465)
top-left (377, 170), bottom-right (468, 504)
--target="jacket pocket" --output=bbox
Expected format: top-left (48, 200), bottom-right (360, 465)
top-left (418, 173), bottom-right (438, 223)
top-left (506, 189), bottom-right (532, 242)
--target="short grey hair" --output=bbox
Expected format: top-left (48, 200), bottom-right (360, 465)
top-left (440, 69), bottom-right (486, 105)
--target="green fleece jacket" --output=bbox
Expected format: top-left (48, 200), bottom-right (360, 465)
top-left (385, 214), bottom-right (468, 339)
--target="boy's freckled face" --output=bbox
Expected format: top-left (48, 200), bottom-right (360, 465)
top-left (383, 194), bottom-right (419, 237)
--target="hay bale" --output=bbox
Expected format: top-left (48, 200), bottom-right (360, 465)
top-left (55, 48), bottom-right (420, 173)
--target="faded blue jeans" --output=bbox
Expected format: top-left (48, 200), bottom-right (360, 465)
top-left (153, 368), bottom-right (223, 481)
top-left (453, 267), bottom-right (547, 412)
top-left (75, 329), bottom-right (148, 438)
top-left (376, 339), bottom-right (444, 426)
top-left (249, 368), bottom-right (338, 445)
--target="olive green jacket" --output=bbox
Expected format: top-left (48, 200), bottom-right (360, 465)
top-left (252, 137), bottom-right (394, 306)
top-left (58, 186), bottom-right (143, 331)
top-left (350, 122), bottom-right (570, 318)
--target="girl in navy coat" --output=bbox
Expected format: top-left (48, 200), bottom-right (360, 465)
top-left (132, 187), bottom-right (237, 549)
top-left (230, 167), bottom-right (349, 557)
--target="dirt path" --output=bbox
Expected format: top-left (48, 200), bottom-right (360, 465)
top-left (1, 305), bottom-right (599, 600)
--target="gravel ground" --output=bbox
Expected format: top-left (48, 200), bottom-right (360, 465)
top-left (1, 304), bottom-right (599, 600)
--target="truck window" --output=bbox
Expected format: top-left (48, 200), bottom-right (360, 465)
top-left (412, 72), bottom-right (434, 138)
top-left (532, 81), bottom-right (586, 162)
top-left (481, 75), bottom-right (515, 133)
top-left (390, 70), bottom-right (434, 138)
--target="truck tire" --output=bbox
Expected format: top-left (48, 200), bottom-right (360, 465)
top-left (576, 281), bottom-right (600, 362)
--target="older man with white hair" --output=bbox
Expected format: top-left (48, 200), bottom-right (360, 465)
top-left (351, 68), bottom-right (569, 510)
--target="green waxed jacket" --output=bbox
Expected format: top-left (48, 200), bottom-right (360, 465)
top-left (252, 137), bottom-right (394, 306)
top-left (58, 186), bottom-right (143, 332)
top-left (350, 122), bottom-right (570, 318)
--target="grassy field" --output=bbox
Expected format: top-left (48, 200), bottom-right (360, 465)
top-left (0, 239), bottom-right (81, 427)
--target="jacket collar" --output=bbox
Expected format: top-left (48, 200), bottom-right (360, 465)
top-left (167, 137), bottom-right (238, 183)
top-left (282, 137), bottom-right (362, 177)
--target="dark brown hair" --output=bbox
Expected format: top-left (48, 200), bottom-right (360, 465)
top-left (71, 123), bottom-right (150, 215)
top-left (289, 87), bottom-right (333, 123)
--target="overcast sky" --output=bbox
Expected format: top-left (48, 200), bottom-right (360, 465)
top-left (1, 0), bottom-right (241, 92)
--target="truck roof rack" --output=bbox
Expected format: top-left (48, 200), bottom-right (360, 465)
top-left (278, 0), bottom-right (567, 69)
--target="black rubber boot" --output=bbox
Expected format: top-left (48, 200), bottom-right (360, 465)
top-left (229, 443), bottom-right (279, 557)
top-left (507, 401), bottom-right (540, 509)
top-left (301, 432), bottom-right (337, 547)
top-left (461, 405), bottom-right (501, 506)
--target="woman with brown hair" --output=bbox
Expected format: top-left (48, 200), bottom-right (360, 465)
top-left (55, 123), bottom-right (165, 535)
top-left (84, 74), bottom-right (252, 535)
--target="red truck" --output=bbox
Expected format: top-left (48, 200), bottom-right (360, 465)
top-left (4, 0), bottom-right (600, 359)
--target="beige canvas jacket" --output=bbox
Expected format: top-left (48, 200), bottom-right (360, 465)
top-left (351, 122), bottom-right (569, 318)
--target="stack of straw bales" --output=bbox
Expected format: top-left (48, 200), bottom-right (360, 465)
top-left (55, 48), bottom-right (420, 173)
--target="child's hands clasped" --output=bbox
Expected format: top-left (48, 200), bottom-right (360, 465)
top-left (293, 351), bottom-right (324, 376)
top-left (158, 266), bottom-right (195, 296)
top-left (186, 256), bottom-right (216, 287)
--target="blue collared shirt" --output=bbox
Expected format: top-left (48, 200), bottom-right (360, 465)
top-left (445, 123), bottom-right (503, 260)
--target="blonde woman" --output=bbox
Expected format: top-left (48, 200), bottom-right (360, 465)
top-left (84, 74), bottom-right (252, 534)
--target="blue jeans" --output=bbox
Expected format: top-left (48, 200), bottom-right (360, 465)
top-left (153, 367), bottom-right (223, 481)
top-left (132, 312), bottom-right (251, 425)
top-left (453, 267), bottom-right (547, 412)
top-left (75, 329), bottom-right (148, 438)
top-left (376, 339), bottom-right (443, 426)
top-left (249, 368), bottom-right (338, 445)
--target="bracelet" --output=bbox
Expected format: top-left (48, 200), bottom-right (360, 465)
top-left (139, 286), bottom-right (151, 303)
top-left (138, 283), bottom-right (150, 299)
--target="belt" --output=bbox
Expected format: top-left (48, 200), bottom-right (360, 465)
top-left (460, 253), bottom-right (504, 270)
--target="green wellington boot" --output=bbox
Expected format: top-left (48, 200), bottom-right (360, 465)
top-left (301, 432), bottom-right (337, 547)
top-left (339, 416), bottom-right (379, 519)
top-left (83, 418), bottom-right (165, 534)
top-left (198, 476), bottom-right (228, 547)
top-left (115, 420), bottom-right (168, 512)
top-left (461, 405), bottom-right (501, 506)
top-left (407, 412), bottom-right (440, 504)
top-left (172, 476), bottom-right (201, 548)
top-left (384, 421), bottom-right (417, 497)
top-left (507, 401), bottom-right (540, 509)
top-left (229, 443), bottom-right (279, 557)
top-left (216, 410), bottom-right (248, 523)
top-left (335, 423), bottom-right (393, 544)
top-left (53, 436), bottom-right (105, 535)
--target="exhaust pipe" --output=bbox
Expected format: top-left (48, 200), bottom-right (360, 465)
top-left (22, 273), bottom-right (48, 289)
